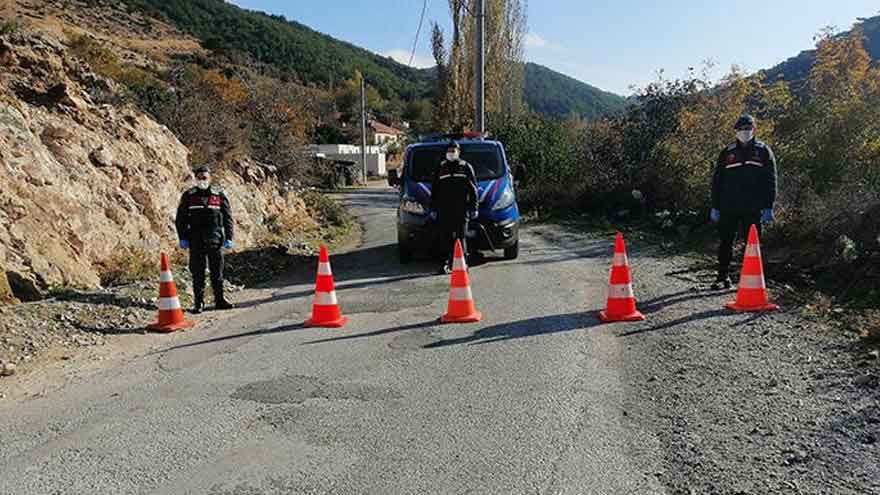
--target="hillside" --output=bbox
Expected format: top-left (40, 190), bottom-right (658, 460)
top-left (764, 14), bottom-right (880, 83)
top-left (121, 0), bottom-right (434, 100)
top-left (524, 63), bottom-right (627, 119)
top-left (120, 0), bottom-right (624, 120)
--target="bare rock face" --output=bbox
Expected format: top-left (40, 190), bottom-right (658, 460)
top-left (0, 26), bottom-right (312, 296)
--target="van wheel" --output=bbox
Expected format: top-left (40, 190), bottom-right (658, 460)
top-left (399, 244), bottom-right (413, 264)
top-left (503, 241), bottom-right (519, 260)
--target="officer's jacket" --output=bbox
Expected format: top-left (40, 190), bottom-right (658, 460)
top-left (430, 159), bottom-right (479, 226)
top-left (711, 140), bottom-right (777, 213)
top-left (175, 186), bottom-right (233, 247)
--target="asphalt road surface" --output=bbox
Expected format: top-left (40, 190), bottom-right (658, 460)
top-left (2, 187), bottom-right (874, 494)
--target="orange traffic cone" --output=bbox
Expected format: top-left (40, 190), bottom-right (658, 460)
top-left (441, 240), bottom-right (482, 323)
top-left (599, 233), bottom-right (645, 323)
top-left (726, 224), bottom-right (779, 312)
top-left (147, 252), bottom-right (194, 333)
top-left (305, 245), bottom-right (348, 328)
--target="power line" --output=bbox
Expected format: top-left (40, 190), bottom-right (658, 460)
top-left (408, 0), bottom-right (430, 67)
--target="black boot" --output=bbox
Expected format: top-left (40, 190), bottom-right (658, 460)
top-left (192, 291), bottom-right (204, 314)
top-left (213, 283), bottom-right (234, 310)
top-left (711, 273), bottom-right (732, 290)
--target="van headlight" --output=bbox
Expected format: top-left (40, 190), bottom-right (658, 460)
top-left (401, 196), bottom-right (426, 215)
top-left (492, 187), bottom-right (515, 211)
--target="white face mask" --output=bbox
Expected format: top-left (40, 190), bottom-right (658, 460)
top-left (736, 129), bottom-right (754, 143)
top-left (196, 180), bottom-right (210, 190)
top-left (446, 152), bottom-right (459, 162)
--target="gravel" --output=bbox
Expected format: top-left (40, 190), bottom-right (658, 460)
top-left (619, 247), bottom-right (880, 494)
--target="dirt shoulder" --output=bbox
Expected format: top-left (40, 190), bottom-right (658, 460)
top-left (0, 203), bottom-right (361, 405)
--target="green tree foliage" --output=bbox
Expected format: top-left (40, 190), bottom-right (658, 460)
top-left (763, 14), bottom-right (880, 86)
top-left (502, 18), bottom-right (880, 265)
top-left (121, 0), bottom-right (433, 100)
top-left (431, 0), bottom-right (528, 131)
top-left (523, 63), bottom-right (627, 120)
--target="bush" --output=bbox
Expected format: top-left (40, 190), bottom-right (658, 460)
top-left (301, 189), bottom-right (351, 231)
top-left (96, 246), bottom-right (157, 287)
top-left (0, 16), bottom-right (26, 36)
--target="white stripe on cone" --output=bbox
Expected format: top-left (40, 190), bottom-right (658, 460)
top-left (613, 253), bottom-right (627, 267)
top-left (159, 271), bottom-right (174, 283)
top-left (452, 256), bottom-right (467, 272)
top-left (739, 275), bottom-right (766, 290)
top-left (745, 244), bottom-right (761, 258)
top-left (318, 262), bottom-right (332, 276)
top-left (448, 287), bottom-right (473, 302)
top-left (313, 291), bottom-right (338, 306)
top-left (158, 297), bottom-right (182, 311)
top-left (607, 283), bottom-right (635, 299)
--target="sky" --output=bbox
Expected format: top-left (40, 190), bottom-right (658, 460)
top-left (229, 1), bottom-right (880, 95)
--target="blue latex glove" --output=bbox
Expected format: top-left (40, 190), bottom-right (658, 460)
top-left (761, 208), bottom-right (774, 224)
top-left (179, 239), bottom-right (189, 250)
top-left (223, 239), bottom-right (233, 250)
top-left (468, 210), bottom-right (479, 220)
top-left (428, 211), bottom-right (438, 221)
top-left (710, 209), bottom-right (720, 223)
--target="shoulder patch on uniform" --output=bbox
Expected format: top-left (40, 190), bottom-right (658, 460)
top-left (753, 140), bottom-right (767, 149)
top-left (725, 142), bottom-right (737, 151)
top-left (187, 186), bottom-right (199, 194)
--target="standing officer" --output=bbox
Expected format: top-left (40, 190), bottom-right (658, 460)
top-left (175, 164), bottom-right (235, 313)
top-left (430, 141), bottom-right (479, 274)
top-left (710, 114), bottom-right (777, 289)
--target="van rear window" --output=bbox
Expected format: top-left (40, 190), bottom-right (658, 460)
top-left (408, 144), bottom-right (504, 182)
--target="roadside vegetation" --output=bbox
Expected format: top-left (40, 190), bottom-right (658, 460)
top-left (491, 24), bottom-right (880, 338)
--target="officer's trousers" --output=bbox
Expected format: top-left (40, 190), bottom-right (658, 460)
top-left (718, 210), bottom-right (762, 277)
top-left (439, 219), bottom-right (468, 267)
top-left (190, 245), bottom-right (224, 302)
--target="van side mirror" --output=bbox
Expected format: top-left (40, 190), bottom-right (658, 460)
top-left (387, 168), bottom-right (400, 188)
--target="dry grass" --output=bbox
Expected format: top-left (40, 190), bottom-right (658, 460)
top-left (96, 246), bottom-right (157, 287)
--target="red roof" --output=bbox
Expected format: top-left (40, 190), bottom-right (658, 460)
top-left (370, 120), bottom-right (404, 135)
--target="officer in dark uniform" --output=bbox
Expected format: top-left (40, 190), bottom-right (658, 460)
top-left (710, 114), bottom-right (778, 289)
top-left (430, 141), bottom-right (479, 274)
top-left (175, 164), bottom-right (235, 313)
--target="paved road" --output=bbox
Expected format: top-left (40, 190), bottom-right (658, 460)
top-left (0, 187), bottom-right (667, 494)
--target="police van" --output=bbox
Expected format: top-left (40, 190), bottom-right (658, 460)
top-left (389, 133), bottom-right (523, 264)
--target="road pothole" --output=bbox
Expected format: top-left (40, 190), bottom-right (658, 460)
top-left (231, 375), bottom-right (401, 405)
top-left (388, 330), bottom-right (441, 350)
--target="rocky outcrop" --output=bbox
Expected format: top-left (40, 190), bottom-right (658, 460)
top-left (0, 23), bottom-right (310, 298)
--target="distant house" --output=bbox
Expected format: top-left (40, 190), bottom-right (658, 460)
top-left (369, 120), bottom-right (405, 147)
top-left (308, 144), bottom-right (386, 177)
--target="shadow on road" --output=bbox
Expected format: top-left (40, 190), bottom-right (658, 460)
top-left (231, 243), bottom-right (439, 308)
top-left (616, 308), bottom-right (728, 337)
top-left (303, 320), bottom-right (439, 345)
top-left (424, 312), bottom-right (602, 348)
top-left (155, 322), bottom-right (308, 353)
top-left (639, 289), bottom-right (716, 315)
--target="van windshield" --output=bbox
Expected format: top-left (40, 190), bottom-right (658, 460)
top-left (408, 144), bottom-right (505, 183)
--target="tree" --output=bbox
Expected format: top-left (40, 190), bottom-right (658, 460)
top-left (431, 0), bottom-right (528, 131)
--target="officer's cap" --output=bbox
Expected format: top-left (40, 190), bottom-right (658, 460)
top-left (446, 141), bottom-right (460, 151)
top-left (734, 114), bottom-right (756, 129)
top-left (193, 164), bottom-right (211, 175)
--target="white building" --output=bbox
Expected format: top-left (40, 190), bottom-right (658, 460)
top-left (308, 144), bottom-right (386, 177)
top-left (370, 120), bottom-right (405, 147)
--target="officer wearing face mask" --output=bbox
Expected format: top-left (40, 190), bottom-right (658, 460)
top-left (430, 141), bottom-right (479, 274)
top-left (175, 164), bottom-right (235, 313)
top-left (709, 114), bottom-right (778, 289)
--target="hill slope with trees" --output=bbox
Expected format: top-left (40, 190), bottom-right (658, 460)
top-left (524, 63), bottom-right (628, 119)
top-left (764, 13), bottom-right (880, 83)
top-left (121, 0), bottom-right (624, 120)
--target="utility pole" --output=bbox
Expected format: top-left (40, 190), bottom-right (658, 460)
top-left (360, 74), bottom-right (368, 183)
top-left (474, 0), bottom-right (485, 134)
